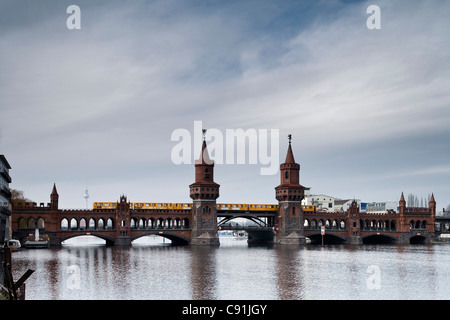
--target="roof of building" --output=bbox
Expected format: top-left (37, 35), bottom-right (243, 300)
top-left (0, 155), bottom-right (11, 169)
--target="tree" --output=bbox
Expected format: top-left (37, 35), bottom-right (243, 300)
top-left (10, 189), bottom-right (33, 205)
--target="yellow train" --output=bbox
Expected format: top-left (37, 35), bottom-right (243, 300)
top-left (93, 201), bottom-right (316, 212)
top-left (302, 205), bottom-right (316, 213)
top-left (93, 202), bottom-right (118, 209)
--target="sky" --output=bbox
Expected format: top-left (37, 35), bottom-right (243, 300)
top-left (1, 0), bottom-right (449, 210)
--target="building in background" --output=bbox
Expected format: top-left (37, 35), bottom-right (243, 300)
top-left (334, 199), bottom-right (363, 212)
top-left (366, 201), bottom-right (397, 214)
top-left (1, 154), bottom-right (12, 291)
top-left (302, 192), bottom-right (335, 212)
top-left (0, 155), bottom-right (12, 245)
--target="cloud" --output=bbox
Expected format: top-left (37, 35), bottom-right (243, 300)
top-left (1, 0), bottom-right (449, 208)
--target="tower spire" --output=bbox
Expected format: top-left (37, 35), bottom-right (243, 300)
top-left (284, 134), bottom-right (296, 164)
top-left (190, 130), bottom-right (220, 246)
top-left (274, 138), bottom-right (308, 245)
top-left (50, 183), bottom-right (59, 211)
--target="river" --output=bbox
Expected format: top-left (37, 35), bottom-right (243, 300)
top-left (10, 236), bottom-right (450, 300)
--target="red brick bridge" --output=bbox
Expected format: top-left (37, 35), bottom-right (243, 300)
top-left (11, 138), bottom-right (436, 246)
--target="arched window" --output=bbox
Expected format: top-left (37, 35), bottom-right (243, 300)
top-left (285, 171), bottom-right (289, 180)
top-left (70, 218), bottom-right (78, 230)
top-left (98, 218), bottom-right (105, 230)
top-left (332, 219), bottom-right (338, 229)
top-left (205, 168), bottom-right (210, 179)
top-left (340, 220), bottom-right (346, 229)
top-left (203, 206), bottom-right (211, 216)
top-left (61, 218), bottom-right (69, 231)
top-left (291, 206), bottom-right (296, 217)
top-left (121, 219), bottom-right (126, 227)
top-left (89, 218), bottom-right (96, 230)
top-left (27, 218), bottom-right (36, 229)
top-left (107, 218), bottom-right (114, 229)
top-left (183, 218), bottom-right (190, 229)
top-left (391, 220), bottom-right (396, 230)
top-left (304, 219), bottom-right (310, 229)
top-left (80, 218), bottom-right (87, 230)
top-left (37, 218), bottom-right (45, 229)
top-left (18, 218), bottom-right (27, 229)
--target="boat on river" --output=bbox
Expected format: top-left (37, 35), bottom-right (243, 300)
top-left (6, 239), bottom-right (21, 251)
top-left (25, 229), bottom-right (50, 249)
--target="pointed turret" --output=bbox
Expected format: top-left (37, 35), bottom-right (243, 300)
top-left (399, 192), bottom-right (406, 207)
top-left (51, 183), bottom-right (58, 195)
top-left (190, 129), bottom-right (220, 246)
top-left (277, 135), bottom-right (301, 189)
top-left (284, 138), bottom-right (296, 164)
top-left (190, 131), bottom-right (219, 200)
top-left (429, 193), bottom-right (436, 215)
top-left (50, 183), bottom-right (59, 210)
top-left (195, 140), bottom-right (213, 166)
top-left (274, 135), bottom-right (307, 245)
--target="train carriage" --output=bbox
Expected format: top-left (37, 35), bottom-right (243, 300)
top-left (94, 201), bottom-right (315, 213)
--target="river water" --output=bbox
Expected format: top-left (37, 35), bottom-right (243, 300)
top-left (10, 236), bottom-right (450, 300)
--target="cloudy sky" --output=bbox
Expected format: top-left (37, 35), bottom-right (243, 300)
top-left (1, 0), bottom-right (449, 210)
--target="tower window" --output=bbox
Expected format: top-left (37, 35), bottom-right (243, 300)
top-left (205, 168), bottom-right (210, 179)
top-left (285, 171), bottom-right (289, 179)
top-left (202, 206), bottom-right (211, 217)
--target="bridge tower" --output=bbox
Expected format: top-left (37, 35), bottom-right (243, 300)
top-left (189, 133), bottom-right (220, 246)
top-left (275, 135), bottom-right (308, 245)
top-left (46, 183), bottom-right (62, 245)
top-left (346, 200), bottom-right (361, 244)
top-left (50, 183), bottom-right (59, 211)
top-left (398, 192), bottom-right (408, 232)
top-left (115, 195), bottom-right (132, 246)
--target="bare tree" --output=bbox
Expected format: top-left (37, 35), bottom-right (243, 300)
top-left (10, 189), bottom-right (33, 205)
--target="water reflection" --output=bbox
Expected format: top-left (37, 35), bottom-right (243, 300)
top-left (275, 246), bottom-right (304, 299)
top-left (10, 239), bottom-right (450, 300)
top-left (190, 246), bottom-right (217, 300)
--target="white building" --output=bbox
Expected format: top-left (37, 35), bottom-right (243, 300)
top-left (303, 193), bottom-right (335, 212)
top-left (366, 201), bottom-right (397, 214)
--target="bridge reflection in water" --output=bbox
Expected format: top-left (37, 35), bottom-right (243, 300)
top-left (11, 238), bottom-right (450, 300)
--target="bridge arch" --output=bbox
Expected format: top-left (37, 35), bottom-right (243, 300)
top-left (306, 232), bottom-right (346, 244)
top-left (409, 235), bottom-right (427, 244)
top-left (131, 232), bottom-right (190, 245)
top-left (362, 233), bottom-right (397, 244)
top-left (60, 233), bottom-right (115, 246)
top-left (218, 215), bottom-right (269, 228)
